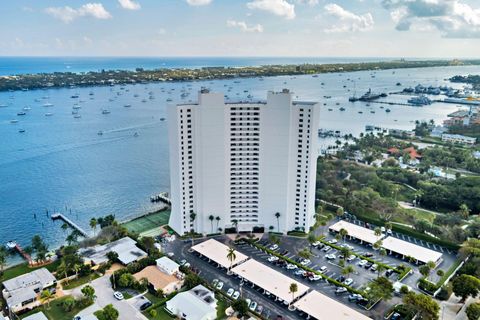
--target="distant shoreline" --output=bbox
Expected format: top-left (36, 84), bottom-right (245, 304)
top-left (1, 59), bottom-right (479, 92)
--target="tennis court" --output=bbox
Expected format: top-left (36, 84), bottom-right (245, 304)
top-left (123, 210), bottom-right (171, 235)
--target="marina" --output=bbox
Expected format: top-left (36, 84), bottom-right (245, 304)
top-left (51, 213), bottom-right (89, 238)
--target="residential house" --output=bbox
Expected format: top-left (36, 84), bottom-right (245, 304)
top-left (2, 268), bottom-right (56, 313)
top-left (165, 285), bottom-right (217, 320)
top-left (441, 133), bottom-right (477, 145)
top-left (79, 237), bottom-right (148, 267)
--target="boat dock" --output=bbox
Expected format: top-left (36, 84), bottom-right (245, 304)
top-left (51, 213), bottom-right (88, 237)
top-left (150, 192), bottom-right (171, 205)
top-left (15, 243), bottom-right (33, 265)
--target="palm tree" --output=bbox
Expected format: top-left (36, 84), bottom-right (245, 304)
top-left (376, 265), bottom-right (386, 278)
top-left (459, 204), bottom-right (470, 219)
top-left (215, 216), bottom-right (221, 231)
top-left (340, 247), bottom-right (350, 262)
top-left (288, 283), bottom-right (298, 310)
top-left (73, 263), bottom-right (81, 279)
top-left (374, 227), bottom-right (382, 237)
top-left (274, 212), bottom-right (281, 233)
top-left (373, 240), bottom-right (383, 251)
top-left (384, 222), bottom-right (392, 232)
top-left (189, 212), bottom-right (196, 249)
top-left (342, 265), bottom-right (355, 278)
top-left (89, 218), bottom-right (97, 237)
top-left (208, 215), bottom-right (214, 234)
top-left (226, 247), bottom-right (236, 275)
top-left (232, 219), bottom-right (238, 235)
top-left (336, 207), bottom-right (344, 219)
top-left (41, 289), bottom-right (53, 309)
top-left (339, 228), bottom-right (348, 244)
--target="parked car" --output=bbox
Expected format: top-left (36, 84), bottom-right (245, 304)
top-left (179, 259), bottom-right (187, 266)
top-left (294, 269), bottom-right (304, 276)
top-left (256, 305), bottom-right (264, 314)
top-left (326, 254), bottom-right (336, 260)
top-left (347, 254), bottom-right (356, 262)
top-left (323, 246), bottom-right (332, 253)
top-left (329, 239), bottom-right (338, 244)
top-left (335, 287), bottom-right (348, 295)
top-left (300, 259), bottom-right (311, 266)
top-left (212, 279), bottom-right (219, 286)
top-left (227, 288), bottom-right (235, 297)
top-left (385, 269), bottom-right (394, 277)
top-left (370, 264), bottom-right (378, 272)
top-left (358, 259), bottom-right (368, 267)
top-left (286, 263), bottom-right (298, 270)
top-left (309, 275), bottom-right (322, 281)
top-left (348, 294), bottom-right (363, 302)
top-left (249, 301), bottom-right (258, 311)
top-left (268, 256), bottom-right (279, 262)
top-left (364, 262), bottom-right (373, 269)
top-left (269, 244), bottom-right (279, 250)
top-left (113, 291), bottom-right (124, 300)
top-left (335, 275), bottom-right (346, 283)
top-left (386, 229), bottom-right (393, 235)
top-left (363, 252), bottom-right (374, 258)
top-left (232, 291), bottom-right (240, 300)
top-left (318, 266), bottom-right (328, 273)
top-left (312, 241), bottom-right (322, 247)
top-left (140, 302), bottom-right (152, 311)
top-left (344, 278), bottom-right (354, 286)
top-left (216, 281), bottom-right (224, 290)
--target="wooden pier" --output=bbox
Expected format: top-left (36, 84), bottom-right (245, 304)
top-left (51, 213), bottom-right (89, 237)
top-left (150, 192), bottom-right (171, 205)
top-left (15, 243), bottom-right (33, 265)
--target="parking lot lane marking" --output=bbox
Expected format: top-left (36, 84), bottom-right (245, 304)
top-left (414, 239), bottom-right (418, 244)
top-left (433, 244), bottom-right (438, 250)
top-left (440, 247), bottom-right (444, 253)
top-left (447, 249), bottom-right (452, 254)
top-left (426, 242), bottom-right (431, 248)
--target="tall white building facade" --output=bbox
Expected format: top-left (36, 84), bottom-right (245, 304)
top-left (167, 89), bottom-right (320, 235)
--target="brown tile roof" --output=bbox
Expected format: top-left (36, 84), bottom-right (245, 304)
top-left (133, 266), bottom-right (180, 290)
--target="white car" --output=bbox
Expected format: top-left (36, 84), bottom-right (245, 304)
top-left (300, 259), bottom-right (311, 266)
top-left (344, 278), bottom-right (354, 286)
top-left (370, 264), bottom-right (378, 271)
top-left (318, 266), bottom-right (328, 273)
top-left (232, 291), bottom-right (240, 300)
top-left (326, 254), bottom-right (336, 260)
top-left (216, 281), bottom-right (224, 290)
top-left (179, 259), bottom-right (187, 266)
top-left (386, 229), bottom-right (393, 235)
top-left (267, 256), bottom-right (279, 262)
top-left (246, 298), bottom-right (251, 307)
top-left (286, 263), bottom-right (298, 270)
top-left (312, 241), bottom-right (321, 247)
top-left (113, 291), bottom-right (124, 300)
top-left (347, 254), bottom-right (356, 262)
top-left (358, 259), bottom-right (368, 267)
top-left (227, 288), bottom-right (235, 297)
top-left (212, 279), bottom-right (219, 286)
top-left (269, 244), bottom-right (279, 250)
top-left (249, 301), bottom-right (258, 311)
top-left (309, 274), bottom-right (322, 281)
top-left (329, 239), bottom-right (338, 244)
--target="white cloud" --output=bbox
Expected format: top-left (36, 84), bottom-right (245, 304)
top-left (381, 0), bottom-right (480, 38)
top-left (226, 20), bottom-right (264, 32)
top-left (186, 0), bottom-right (212, 6)
top-left (323, 3), bottom-right (374, 32)
top-left (246, 0), bottom-right (295, 20)
top-left (158, 28), bottom-right (167, 35)
top-left (295, 0), bottom-right (318, 6)
top-left (45, 3), bottom-right (112, 23)
top-left (118, 0), bottom-right (141, 10)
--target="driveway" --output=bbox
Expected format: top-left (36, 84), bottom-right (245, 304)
top-left (69, 275), bottom-right (148, 320)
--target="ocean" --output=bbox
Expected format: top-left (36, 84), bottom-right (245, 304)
top-left (0, 57), bottom-right (478, 265)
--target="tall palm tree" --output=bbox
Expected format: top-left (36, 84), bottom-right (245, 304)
top-left (288, 283), bottom-right (298, 309)
top-left (89, 218), bottom-right (97, 237)
top-left (232, 219), bottom-right (238, 235)
top-left (339, 228), bottom-right (348, 244)
top-left (342, 265), bottom-right (355, 278)
top-left (208, 215), bottom-right (214, 234)
top-left (215, 216), bottom-right (221, 231)
top-left (274, 212), bottom-right (281, 233)
top-left (41, 290), bottom-right (53, 310)
top-left (226, 247), bottom-right (236, 275)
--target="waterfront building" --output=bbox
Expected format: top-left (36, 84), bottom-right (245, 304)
top-left (165, 284), bottom-right (217, 320)
top-left (167, 89), bottom-right (320, 235)
top-left (441, 133), bottom-right (477, 145)
top-left (2, 268), bottom-right (56, 313)
top-left (79, 237), bottom-right (147, 266)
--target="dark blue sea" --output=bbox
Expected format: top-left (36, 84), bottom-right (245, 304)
top-left (0, 57), bottom-right (478, 265)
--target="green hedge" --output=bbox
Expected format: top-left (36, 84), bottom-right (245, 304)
top-left (353, 213), bottom-right (460, 250)
top-left (418, 258), bottom-right (464, 294)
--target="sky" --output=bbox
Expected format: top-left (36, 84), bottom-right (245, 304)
top-left (1, 0), bottom-right (480, 58)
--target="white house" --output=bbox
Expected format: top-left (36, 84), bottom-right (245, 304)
top-left (165, 285), bottom-right (217, 320)
top-left (441, 133), bottom-right (476, 145)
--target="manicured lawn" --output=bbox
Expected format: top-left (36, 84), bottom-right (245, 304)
top-left (400, 208), bottom-right (436, 224)
top-left (1, 260), bottom-right (61, 282)
top-left (144, 292), bottom-right (164, 304)
top-left (143, 304), bottom-right (175, 320)
top-left (20, 296), bottom-right (92, 320)
top-left (62, 273), bottom-right (100, 290)
top-left (216, 295), bottom-right (230, 319)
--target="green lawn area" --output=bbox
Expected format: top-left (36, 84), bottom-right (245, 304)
top-left (216, 296), bottom-right (230, 320)
top-left (122, 210), bottom-right (171, 235)
top-left (20, 296), bottom-right (91, 320)
top-left (401, 208), bottom-right (436, 223)
top-left (143, 304), bottom-right (175, 320)
top-left (1, 260), bottom-right (61, 282)
top-left (62, 273), bottom-right (101, 290)
top-left (144, 292), bottom-right (164, 305)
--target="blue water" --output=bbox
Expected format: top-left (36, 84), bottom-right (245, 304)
top-left (0, 56), bottom-right (402, 75)
top-left (1, 58), bottom-right (478, 265)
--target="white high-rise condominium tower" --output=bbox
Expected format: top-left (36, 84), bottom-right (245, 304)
top-left (167, 89), bottom-right (320, 235)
